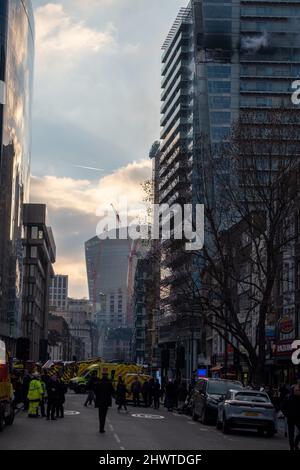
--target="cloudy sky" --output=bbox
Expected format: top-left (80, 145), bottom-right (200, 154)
top-left (29, 0), bottom-right (184, 298)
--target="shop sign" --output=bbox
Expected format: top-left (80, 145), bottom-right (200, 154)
top-left (279, 316), bottom-right (294, 335)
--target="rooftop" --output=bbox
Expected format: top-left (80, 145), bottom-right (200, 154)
top-left (162, 5), bottom-right (192, 51)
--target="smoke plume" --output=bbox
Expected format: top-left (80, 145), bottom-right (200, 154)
top-left (241, 33), bottom-right (268, 52)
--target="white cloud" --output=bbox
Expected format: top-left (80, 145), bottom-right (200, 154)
top-left (30, 159), bottom-right (152, 297)
top-left (30, 159), bottom-right (151, 215)
top-left (35, 3), bottom-right (116, 69)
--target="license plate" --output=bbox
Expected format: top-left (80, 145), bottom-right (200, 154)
top-left (244, 411), bottom-right (259, 417)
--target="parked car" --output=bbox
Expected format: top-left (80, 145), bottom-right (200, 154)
top-left (191, 378), bottom-right (243, 424)
top-left (216, 389), bottom-right (277, 437)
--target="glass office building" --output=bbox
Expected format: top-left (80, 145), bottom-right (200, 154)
top-left (158, 0), bottom-right (300, 378)
top-left (0, 1), bottom-right (34, 350)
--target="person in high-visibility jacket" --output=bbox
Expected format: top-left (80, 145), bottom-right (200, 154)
top-left (27, 372), bottom-right (43, 418)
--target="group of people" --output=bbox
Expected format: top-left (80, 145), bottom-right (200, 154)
top-left (130, 377), bottom-right (161, 409)
top-left (22, 370), bottom-right (67, 421)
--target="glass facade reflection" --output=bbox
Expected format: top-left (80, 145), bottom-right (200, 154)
top-left (0, 0), bottom-right (34, 350)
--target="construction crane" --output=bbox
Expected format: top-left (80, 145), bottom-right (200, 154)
top-left (110, 203), bottom-right (140, 327)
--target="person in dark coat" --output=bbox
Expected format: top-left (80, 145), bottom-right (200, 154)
top-left (153, 380), bottom-right (161, 410)
top-left (84, 370), bottom-right (98, 407)
top-left (165, 380), bottom-right (176, 412)
top-left (116, 376), bottom-right (128, 413)
top-left (94, 371), bottom-right (115, 433)
top-left (142, 380), bottom-right (150, 408)
top-left (131, 376), bottom-right (142, 407)
top-left (281, 379), bottom-right (300, 450)
top-left (46, 375), bottom-right (60, 421)
top-left (149, 378), bottom-right (155, 407)
top-left (56, 376), bottom-right (67, 418)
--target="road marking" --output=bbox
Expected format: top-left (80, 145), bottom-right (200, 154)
top-left (120, 446), bottom-right (125, 450)
top-left (109, 424), bottom-right (114, 432)
top-left (64, 410), bottom-right (80, 416)
top-left (114, 434), bottom-right (121, 444)
top-left (131, 413), bottom-right (165, 420)
top-left (188, 422), bottom-right (196, 425)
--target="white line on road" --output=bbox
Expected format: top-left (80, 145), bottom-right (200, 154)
top-left (120, 446), bottom-right (126, 450)
top-left (114, 434), bottom-right (121, 444)
top-left (109, 424), bottom-right (114, 432)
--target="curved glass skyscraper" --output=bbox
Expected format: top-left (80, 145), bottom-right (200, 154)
top-left (0, 1), bottom-right (34, 350)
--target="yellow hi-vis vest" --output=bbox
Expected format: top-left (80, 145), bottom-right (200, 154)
top-left (27, 379), bottom-right (43, 401)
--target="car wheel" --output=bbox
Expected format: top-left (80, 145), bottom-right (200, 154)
top-left (222, 416), bottom-right (230, 434)
top-left (257, 428), bottom-right (265, 436)
top-left (216, 420), bottom-right (222, 430)
top-left (4, 405), bottom-right (14, 426)
top-left (192, 407), bottom-right (199, 421)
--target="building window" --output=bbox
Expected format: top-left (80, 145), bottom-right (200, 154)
top-left (210, 111), bottom-right (231, 125)
top-left (31, 226), bottom-right (38, 239)
top-left (30, 246), bottom-right (37, 258)
top-left (29, 265), bottom-right (35, 277)
top-left (208, 81), bottom-right (231, 94)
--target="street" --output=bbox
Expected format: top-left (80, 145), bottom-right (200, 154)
top-left (0, 393), bottom-right (290, 450)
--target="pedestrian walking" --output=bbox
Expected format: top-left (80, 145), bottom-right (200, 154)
top-left (56, 375), bottom-right (67, 418)
top-left (165, 379), bottom-right (176, 412)
top-left (94, 370), bottom-right (115, 433)
top-left (84, 370), bottom-right (98, 407)
top-left (131, 376), bottom-right (142, 407)
top-left (281, 378), bottom-right (300, 450)
top-left (27, 372), bottom-right (43, 418)
top-left (153, 380), bottom-right (161, 410)
top-left (116, 376), bottom-right (128, 413)
top-left (149, 378), bottom-right (155, 407)
top-left (142, 380), bottom-right (150, 408)
top-left (46, 374), bottom-right (60, 421)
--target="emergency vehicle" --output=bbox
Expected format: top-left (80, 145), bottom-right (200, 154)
top-left (69, 362), bottom-right (147, 394)
top-left (0, 340), bottom-right (14, 431)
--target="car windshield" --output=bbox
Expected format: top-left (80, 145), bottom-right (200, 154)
top-left (235, 393), bottom-right (269, 403)
top-left (82, 369), bottom-right (93, 378)
top-left (207, 381), bottom-right (242, 395)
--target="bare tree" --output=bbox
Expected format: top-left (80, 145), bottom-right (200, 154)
top-left (159, 108), bottom-right (300, 383)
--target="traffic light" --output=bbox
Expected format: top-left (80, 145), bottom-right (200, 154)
top-left (16, 337), bottom-right (30, 361)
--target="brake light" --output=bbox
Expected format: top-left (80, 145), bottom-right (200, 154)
top-left (228, 400), bottom-right (273, 409)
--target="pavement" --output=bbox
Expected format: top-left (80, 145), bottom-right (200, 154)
top-left (0, 392), bottom-right (290, 450)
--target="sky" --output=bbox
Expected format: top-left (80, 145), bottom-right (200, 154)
top-left (30, 0), bottom-right (184, 298)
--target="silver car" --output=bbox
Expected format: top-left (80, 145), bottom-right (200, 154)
top-left (217, 389), bottom-right (277, 437)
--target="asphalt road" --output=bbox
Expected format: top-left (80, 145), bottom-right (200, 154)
top-left (0, 393), bottom-right (290, 450)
